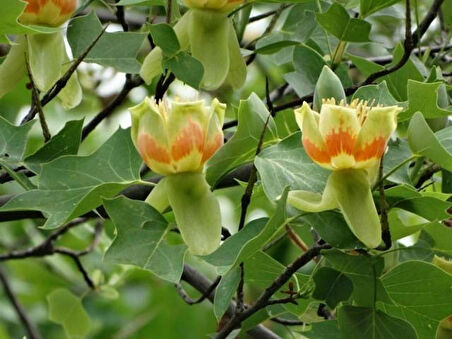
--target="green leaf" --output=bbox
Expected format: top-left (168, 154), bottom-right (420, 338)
top-left (255, 32), bottom-right (299, 54)
top-left (408, 112), bottom-right (452, 172)
top-left (284, 45), bottom-right (326, 98)
top-left (214, 267), bottom-right (240, 321)
top-left (0, 128), bottom-right (142, 229)
top-left (149, 23), bottom-right (180, 57)
top-left (67, 12), bottom-right (146, 73)
top-left (103, 196), bottom-right (186, 283)
top-left (399, 81), bottom-right (452, 121)
top-left (337, 306), bottom-right (417, 339)
top-left (312, 267), bottom-right (353, 309)
top-left (206, 93), bottom-right (278, 186)
top-left (360, 0), bottom-right (401, 17)
top-left (163, 51), bottom-right (204, 89)
top-left (0, 116), bottom-right (34, 167)
top-left (423, 222), bottom-right (452, 255)
top-left (382, 139), bottom-right (413, 185)
top-left (316, 3), bottom-right (371, 42)
top-left (24, 119), bottom-right (83, 174)
top-left (351, 81), bottom-right (403, 107)
top-left (47, 289), bottom-right (91, 339)
top-left (244, 251), bottom-right (311, 317)
top-left (202, 187), bottom-right (289, 274)
top-left (323, 249), bottom-right (390, 307)
top-left (300, 320), bottom-right (340, 339)
top-left (381, 261), bottom-right (452, 339)
top-left (388, 208), bottom-right (435, 240)
top-left (245, 251), bottom-right (307, 289)
top-left (255, 132), bottom-right (329, 201)
top-left (350, 45), bottom-right (424, 101)
top-left (300, 211), bottom-right (362, 249)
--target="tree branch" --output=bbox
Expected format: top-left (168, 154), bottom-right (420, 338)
top-left (0, 266), bottom-right (41, 339)
top-left (181, 265), bottom-right (280, 339)
top-left (215, 243), bottom-right (331, 338)
top-left (21, 26), bottom-right (108, 124)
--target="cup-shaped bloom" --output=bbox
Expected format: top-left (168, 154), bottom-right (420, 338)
top-left (296, 98), bottom-right (402, 172)
top-left (130, 97), bottom-right (225, 176)
top-left (288, 98), bottom-right (403, 248)
top-left (19, 0), bottom-right (78, 27)
top-left (183, 0), bottom-right (244, 12)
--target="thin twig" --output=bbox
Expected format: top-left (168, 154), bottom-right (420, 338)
top-left (53, 248), bottom-right (95, 289)
top-left (21, 26), bottom-right (108, 124)
top-left (81, 75), bottom-right (144, 139)
top-left (377, 155), bottom-right (391, 251)
top-left (216, 244), bottom-right (331, 339)
top-left (24, 54), bottom-right (51, 142)
top-left (176, 276), bottom-right (221, 305)
top-left (0, 218), bottom-right (98, 289)
top-left (115, 0), bottom-right (129, 32)
top-left (235, 78), bottom-right (273, 313)
top-left (270, 317), bottom-right (304, 326)
top-left (0, 267), bottom-right (41, 339)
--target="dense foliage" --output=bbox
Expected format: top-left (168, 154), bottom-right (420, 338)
top-left (0, 0), bottom-right (452, 338)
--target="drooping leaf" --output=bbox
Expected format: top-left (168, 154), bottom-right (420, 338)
top-left (47, 289), bottom-right (91, 339)
top-left (299, 211), bottom-right (362, 249)
top-left (312, 267), bottom-right (353, 309)
top-left (206, 93), bottom-right (278, 186)
top-left (316, 3), bottom-right (371, 42)
top-left (255, 132), bottom-right (329, 201)
top-left (381, 261), bottom-right (452, 339)
top-left (300, 320), bottom-right (340, 339)
top-left (24, 119), bottom-right (84, 174)
top-left (0, 116), bottom-right (34, 167)
top-left (408, 112), bottom-right (452, 172)
top-left (67, 12), bottom-right (147, 73)
top-left (214, 267), bottom-right (240, 321)
top-left (323, 249), bottom-right (390, 307)
top-left (360, 0), bottom-right (401, 17)
top-left (337, 306), bottom-right (417, 339)
top-left (202, 188), bottom-right (289, 274)
top-left (149, 23), bottom-right (180, 57)
top-left (284, 45), bottom-right (326, 98)
top-left (163, 51), bottom-right (204, 89)
top-left (103, 196), bottom-right (186, 283)
top-left (0, 128), bottom-right (142, 229)
top-left (244, 251), bottom-right (311, 317)
top-left (399, 81), bottom-right (452, 121)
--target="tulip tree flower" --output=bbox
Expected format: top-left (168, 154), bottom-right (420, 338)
top-left (140, 0), bottom-right (246, 91)
top-left (129, 97), bottom-right (225, 255)
top-left (288, 98), bottom-right (402, 248)
top-left (0, 0), bottom-right (82, 109)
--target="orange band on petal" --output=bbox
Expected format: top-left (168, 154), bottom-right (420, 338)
top-left (324, 129), bottom-right (356, 157)
top-left (354, 137), bottom-right (386, 162)
top-left (171, 119), bottom-right (205, 161)
top-left (302, 137), bottom-right (331, 164)
top-left (138, 134), bottom-right (171, 164)
top-left (202, 133), bottom-right (223, 163)
top-left (24, 0), bottom-right (41, 13)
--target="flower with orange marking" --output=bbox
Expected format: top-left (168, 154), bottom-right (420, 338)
top-left (295, 98), bottom-right (402, 172)
top-left (183, 0), bottom-right (244, 12)
top-left (130, 97), bottom-right (225, 176)
top-left (19, 0), bottom-right (78, 27)
top-left (288, 97), bottom-right (403, 249)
